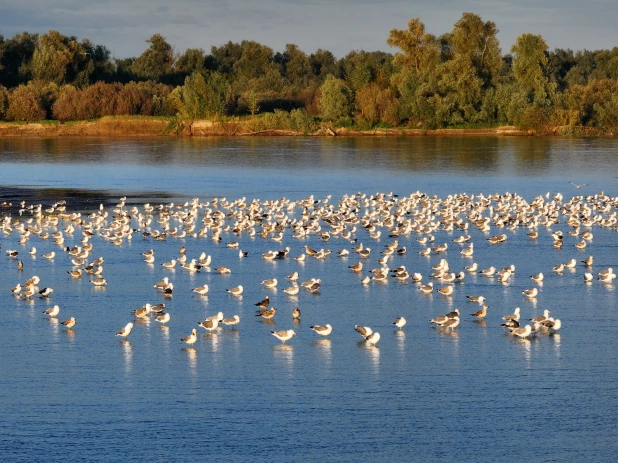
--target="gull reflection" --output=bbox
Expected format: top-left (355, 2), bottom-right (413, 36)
top-left (313, 338), bottom-right (332, 368)
top-left (395, 330), bottom-right (406, 357)
top-left (550, 333), bottom-right (561, 359)
top-left (273, 344), bottom-right (295, 376)
top-left (119, 340), bottom-right (133, 373)
top-left (366, 345), bottom-right (381, 375)
top-left (183, 347), bottom-right (198, 376)
top-left (517, 338), bottom-right (532, 365)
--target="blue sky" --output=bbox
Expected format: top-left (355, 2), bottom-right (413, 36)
top-left (1, 0), bottom-right (616, 58)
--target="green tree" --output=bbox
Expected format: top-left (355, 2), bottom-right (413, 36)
top-left (279, 44), bottom-right (312, 89)
top-left (0, 32), bottom-right (38, 88)
top-left (31, 30), bottom-right (81, 85)
top-left (130, 34), bottom-right (174, 81)
top-left (0, 85), bottom-right (9, 119)
top-left (310, 49), bottom-right (339, 82)
top-left (511, 33), bottom-right (554, 106)
top-left (387, 18), bottom-right (440, 75)
top-left (318, 75), bottom-right (352, 121)
top-left (172, 71), bottom-right (229, 119)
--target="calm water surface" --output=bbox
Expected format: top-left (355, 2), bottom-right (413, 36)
top-left (1, 137), bottom-right (618, 462)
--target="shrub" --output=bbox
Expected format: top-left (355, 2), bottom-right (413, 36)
top-left (6, 84), bottom-right (46, 121)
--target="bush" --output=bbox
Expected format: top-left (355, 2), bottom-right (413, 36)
top-left (0, 85), bottom-right (9, 120)
top-left (6, 84), bottom-right (46, 121)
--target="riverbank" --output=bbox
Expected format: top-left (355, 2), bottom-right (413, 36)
top-left (0, 117), bottom-right (536, 137)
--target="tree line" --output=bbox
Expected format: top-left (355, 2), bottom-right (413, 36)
top-left (1, 13), bottom-right (618, 134)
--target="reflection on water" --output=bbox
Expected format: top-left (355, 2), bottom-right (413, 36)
top-left (365, 345), bottom-right (381, 375)
top-left (273, 344), bottom-right (295, 376)
top-left (183, 347), bottom-right (198, 377)
top-left (119, 340), bottom-right (133, 373)
top-left (313, 338), bottom-right (332, 368)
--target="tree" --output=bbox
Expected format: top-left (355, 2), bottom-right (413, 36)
top-left (511, 33), bottom-right (554, 106)
top-left (0, 32), bottom-right (38, 88)
top-left (6, 84), bottom-right (46, 121)
top-left (31, 30), bottom-right (80, 85)
top-left (387, 18), bottom-right (440, 75)
top-left (172, 71), bottom-right (229, 119)
top-left (175, 48), bottom-right (206, 77)
top-left (0, 85), bottom-right (9, 119)
top-left (279, 44), bottom-right (312, 89)
top-left (319, 75), bottom-right (352, 121)
top-left (130, 34), bottom-right (174, 81)
top-left (310, 49), bottom-right (339, 82)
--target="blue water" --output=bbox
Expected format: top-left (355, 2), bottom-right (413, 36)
top-left (1, 136), bottom-right (618, 462)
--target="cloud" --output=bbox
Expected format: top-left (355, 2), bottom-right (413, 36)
top-left (1, 0), bottom-right (616, 58)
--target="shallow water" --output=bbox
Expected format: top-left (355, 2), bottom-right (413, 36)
top-left (1, 136), bottom-right (618, 462)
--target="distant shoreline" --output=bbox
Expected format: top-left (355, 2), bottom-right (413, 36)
top-left (0, 119), bottom-right (540, 137)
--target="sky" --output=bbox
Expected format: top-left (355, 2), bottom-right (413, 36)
top-left (1, 0), bottom-right (617, 58)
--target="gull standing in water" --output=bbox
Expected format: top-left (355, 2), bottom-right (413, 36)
top-left (181, 329), bottom-right (197, 346)
top-left (309, 324), bottom-right (333, 336)
top-left (116, 322), bottom-right (134, 338)
top-left (393, 317), bottom-right (406, 330)
top-left (271, 329), bottom-right (296, 344)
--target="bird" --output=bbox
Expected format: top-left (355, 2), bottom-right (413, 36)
top-left (261, 278), bottom-right (278, 288)
top-left (470, 305), bottom-right (488, 319)
top-left (437, 286), bottom-right (454, 296)
top-left (570, 182), bottom-right (587, 189)
top-left (153, 277), bottom-right (169, 289)
top-left (511, 324), bottom-right (532, 339)
top-left (522, 288), bottom-right (538, 298)
top-left (90, 278), bottom-right (107, 286)
top-left (255, 296), bottom-right (270, 308)
top-left (355, 325), bottom-right (373, 337)
top-left (192, 284), bottom-right (209, 295)
top-left (283, 285), bottom-right (299, 295)
top-left (181, 329), bottom-right (197, 346)
top-left (309, 324), bottom-right (332, 336)
top-left (503, 307), bottom-right (521, 321)
top-left (61, 317), bottom-right (76, 329)
top-left (222, 315), bottom-right (241, 327)
top-left (530, 310), bottom-right (551, 323)
top-left (226, 285), bottom-right (243, 296)
top-left (466, 295), bottom-right (486, 304)
top-left (441, 317), bottom-right (460, 331)
top-left (42, 305), bottom-right (60, 317)
top-left (393, 316), bottom-right (406, 329)
top-left (365, 332), bottom-right (381, 345)
top-left (116, 322), bottom-right (134, 338)
top-left (256, 307), bottom-right (277, 319)
top-left (292, 307), bottom-right (301, 320)
top-left (531, 273), bottom-right (544, 283)
top-left (198, 318), bottom-right (220, 332)
top-left (38, 287), bottom-right (54, 297)
top-left (155, 313), bottom-right (171, 324)
top-left (271, 329), bottom-right (296, 344)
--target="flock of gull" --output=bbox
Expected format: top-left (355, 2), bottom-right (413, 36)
top-left (4, 186), bottom-right (618, 353)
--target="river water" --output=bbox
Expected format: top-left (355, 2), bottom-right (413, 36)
top-left (0, 136), bottom-right (617, 462)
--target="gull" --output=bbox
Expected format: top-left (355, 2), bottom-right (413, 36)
top-left (460, 244), bottom-right (474, 257)
top-left (24, 275), bottom-right (40, 287)
top-left (598, 273), bottom-right (616, 283)
top-left (255, 296), bottom-right (270, 309)
top-left (530, 310), bottom-right (551, 323)
top-left (155, 313), bottom-right (171, 324)
top-left (67, 269), bottom-right (82, 278)
top-left (133, 304), bottom-right (152, 319)
top-left (419, 282), bottom-right (433, 294)
top-left (192, 284), bottom-right (209, 295)
top-left (38, 287), bottom-right (54, 297)
top-left (349, 262), bottom-right (363, 272)
top-left (354, 325), bottom-right (373, 337)
top-left (215, 266), bottom-right (231, 274)
top-left (565, 259), bottom-right (577, 269)
top-left (393, 316), bottom-right (406, 329)
top-left (419, 248), bottom-right (431, 256)
top-left (531, 272), bottom-right (544, 283)
top-left (43, 305), bottom-right (60, 317)
top-left (338, 249), bottom-right (350, 257)
top-left (584, 272), bottom-right (593, 282)
top-left (206, 312), bottom-right (224, 322)
top-left (430, 309), bottom-right (460, 326)
top-left (522, 288), bottom-right (538, 298)
top-left (29, 247), bottom-right (37, 255)
top-left (261, 278), bottom-right (278, 288)
top-left (502, 319), bottom-right (520, 329)
top-left (480, 266), bottom-right (495, 276)
top-left (441, 317), bottom-right (460, 331)
top-left (465, 262), bottom-right (478, 272)
top-left (361, 276), bottom-right (371, 285)
top-left (582, 256), bottom-right (594, 267)
top-left (262, 250), bottom-right (277, 260)
top-left (466, 295), bottom-right (486, 304)
top-left (437, 286), bottom-right (454, 296)
top-left (198, 318), bottom-right (220, 332)
top-left (144, 254), bottom-right (155, 264)
top-left (256, 307), bottom-right (277, 319)
top-left (569, 182), bottom-right (587, 189)
top-left (181, 329), bottom-right (197, 346)
top-left (309, 324), bottom-right (333, 336)
top-left (150, 303), bottom-right (166, 313)
top-left (358, 248), bottom-right (371, 258)
top-left (542, 318), bottom-right (562, 333)
top-left (90, 278), bottom-right (107, 286)
top-left (552, 263), bottom-right (565, 273)
top-left (271, 329), bottom-right (296, 344)
top-left (287, 271), bottom-right (299, 281)
top-left (239, 249), bottom-right (248, 257)
top-left (471, 305), bottom-right (488, 319)
top-left (116, 322), bottom-right (134, 338)
top-left (283, 285), bottom-right (299, 295)
top-left (42, 252), bottom-right (55, 260)
top-left (61, 317), bottom-right (76, 329)
top-left (161, 259), bottom-right (176, 269)
top-left (503, 307), bottom-right (521, 321)
top-left (292, 307), bottom-right (301, 320)
top-left (365, 332), bottom-right (381, 345)
top-left (510, 324), bottom-right (532, 339)
top-left (222, 315), bottom-right (240, 327)
top-left (226, 285), bottom-right (243, 296)
top-left (11, 283), bottom-right (22, 294)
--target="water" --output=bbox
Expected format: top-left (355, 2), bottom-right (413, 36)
top-left (1, 136), bottom-right (618, 462)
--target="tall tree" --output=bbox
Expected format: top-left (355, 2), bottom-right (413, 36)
top-left (319, 74), bottom-right (352, 121)
top-left (31, 30), bottom-right (81, 85)
top-left (387, 18), bottom-right (440, 75)
top-left (130, 34), bottom-right (174, 81)
top-left (511, 33), bottom-right (554, 105)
